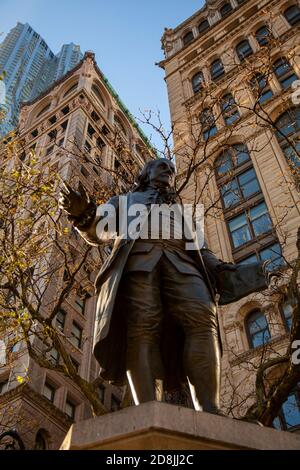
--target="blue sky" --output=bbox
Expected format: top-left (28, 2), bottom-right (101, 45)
top-left (1, 0), bottom-right (204, 147)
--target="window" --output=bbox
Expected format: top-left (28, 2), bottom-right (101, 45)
top-left (199, 108), bottom-right (217, 140)
top-left (96, 137), bottom-right (106, 149)
top-left (228, 202), bottom-right (272, 248)
top-left (61, 105), bottom-right (70, 115)
top-left (43, 382), bottom-right (55, 402)
top-left (220, 3), bottom-right (232, 17)
top-left (75, 294), bottom-right (85, 315)
top-left (250, 73), bottom-right (273, 104)
top-left (281, 300), bottom-right (293, 331)
top-left (50, 348), bottom-right (60, 365)
top-left (91, 84), bottom-right (105, 107)
top-left (63, 82), bottom-right (78, 98)
top-left (221, 93), bottom-right (240, 125)
top-left (220, 168), bottom-right (261, 208)
top-left (255, 26), bottom-right (273, 46)
top-left (284, 5), bottom-right (300, 26)
top-left (114, 116), bottom-right (127, 137)
top-left (238, 254), bottom-right (258, 265)
top-left (81, 166), bottom-right (89, 178)
top-left (182, 31), bottom-right (194, 46)
top-left (237, 243), bottom-right (284, 271)
top-left (91, 110), bottom-right (100, 122)
top-left (236, 39), bottom-right (253, 61)
top-left (34, 430), bottom-right (47, 450)
top-left (246, 310), bottom-right (271, 348)
top-left (273, 58), bottom-right (298, 89)
top-left (101, 125), bottom-right (110, 136)
top-left (260, 243), bottom-right (285, 270)
top-left (191, 72), bottom-right (204, 94)
top-left (273, 385), bottom-right (300, 430)
top-left (215, 144), bottom-right (250, 177)
top-left (84, 140), bottom-right (91, 153)
top-left (275, 108), bottom-right (300, 168)
top-left (93, 165), bottom-right (99, 175)
top-left (71, 322), bottom-right (82, 349)
top-left (46, 145), bottom-right (54, 156)
top-left (61, 120), bottom-right (68, 131)
top-left (56, 310), bottom-right (66, 332)
top-left (49, 115), bottom-right (57, 125)
top-left (36, 103), bottom-right (50, 118)
top-left (210, 58), bottom-right (225, 80)
top-left (198, 20), bottom-right (210, 34)
top-left (48, 129), bottom-right (57, 141)
top-left (0, 378), bottom-right (8, 394)
top-left (65, 399), bottom-right (76, 419)
top-left (87, 123), bottom-right (96, 138)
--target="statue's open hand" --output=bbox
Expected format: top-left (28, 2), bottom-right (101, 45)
top-left (59, 181), bottom-right (90, 218)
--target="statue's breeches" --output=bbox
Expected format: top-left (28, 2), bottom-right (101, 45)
top-left (119, 254), bottom-right (221, 410)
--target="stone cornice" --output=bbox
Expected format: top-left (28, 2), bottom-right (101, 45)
top-left (0, 384), bottom-right (72, 428)
top-left (161, 0), bottom-right (279, 69)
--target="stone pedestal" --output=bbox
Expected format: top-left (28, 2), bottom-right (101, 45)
top-left (60, 401), bottom-right (300, 450)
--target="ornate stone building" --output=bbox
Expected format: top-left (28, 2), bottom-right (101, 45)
top-left (0, 51), bottom-right (152, 449)
top-left (160, 0), bottom-right (300, 430)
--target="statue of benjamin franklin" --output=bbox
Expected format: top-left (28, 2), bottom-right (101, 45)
top-left (59, 158), bottom-right (269, 414)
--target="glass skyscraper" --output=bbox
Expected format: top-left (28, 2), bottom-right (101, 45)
top-left (0, 22), bottom-right (83, 136)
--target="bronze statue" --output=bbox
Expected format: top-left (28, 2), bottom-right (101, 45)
top-left (59, 159), bottom-right (269, 414)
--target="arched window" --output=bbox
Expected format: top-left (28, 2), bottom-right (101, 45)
top-left (255, 26), bottom-right (273, 46)
top-left (216, 144), bottom-right (262, 210)
top-left (220, 3), bottom-right (233, 17)
top-left (63, 82), bottom-right (78, 98)
top-left (273, 57), bottom-right (298, 89)
top-left (114, 116), bottom-right (127, 136)
top-left (191, 71), bottom-right (204, 94)
top-left (275, 108), bottom-right (300, 167)
top-left (250, 73), bottom-right (273, 104)
top-left (199, 108), bottom-right (217, 140)
top-left (34, 430), bottom-right (48, 450)
top-left (217, 147), bottom-right (260, 210)
top-left (246, 310), bottom-right (271, 348)
top-left (198, 20), bottom-right (210, 34)
top-left (210, 58), bottom-right (225, 80)
top-left (216, 144), bottom-right (250, 177)
top-left (36, 103), bottom-right (50, 118)
top-left (236, 39), bottom-right (253, 61)
top-left (182, 31), bottom-right (194, 46)
top-left (91, 84), bottom-right (105, 107)
top-left (284, 5), bottom-right (300, 26)
top-left (221, 93), bottom-right (240, 125)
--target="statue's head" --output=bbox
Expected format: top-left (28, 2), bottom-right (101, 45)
top-left (134, 158), bottom-right (176, 192)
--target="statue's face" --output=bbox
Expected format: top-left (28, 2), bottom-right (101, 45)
top-left (148, 159), bottom-right (176, 187)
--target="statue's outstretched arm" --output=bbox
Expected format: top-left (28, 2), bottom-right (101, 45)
top-left (59, 182), bottom-right (119, 246)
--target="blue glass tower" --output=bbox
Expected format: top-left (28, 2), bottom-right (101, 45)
top-left (0, 23), bottom-right (83, 136)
